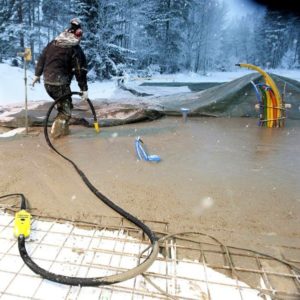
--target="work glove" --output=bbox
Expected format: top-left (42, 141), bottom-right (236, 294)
top-left (81, 90), bottom-right (88, 101)
top-left (32, 76), bottom-right (40, 87)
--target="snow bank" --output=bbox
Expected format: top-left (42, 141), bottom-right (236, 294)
top-left (0, 63), bottom-right (50, 105)
top-left (1, 63), bottom-right (299, 107)
top-left (270, 69), bottom-right (300, 81)
top-left (0, 63), bottom-right (118, 105)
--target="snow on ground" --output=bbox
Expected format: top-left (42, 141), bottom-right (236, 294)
top-left (1, 63), bottom-right (300, 107)
top-left (0, 127), bottom-right (26, 137)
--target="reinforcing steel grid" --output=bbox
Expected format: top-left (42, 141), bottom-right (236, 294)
top-left (0, 209), bottom-right (299, 300)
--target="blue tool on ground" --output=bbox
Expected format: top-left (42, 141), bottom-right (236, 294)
top-left (135, 137), bottom-right (161, 162)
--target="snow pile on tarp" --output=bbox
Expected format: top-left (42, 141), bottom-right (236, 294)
top-left (2, 71), bottom-right (300, 127)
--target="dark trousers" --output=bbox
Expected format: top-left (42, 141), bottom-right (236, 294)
top-left (44, 84), bottom-right (73, 120)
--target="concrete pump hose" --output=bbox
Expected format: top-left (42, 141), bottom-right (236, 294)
top-left (18, 92), bottom-right (159, 286)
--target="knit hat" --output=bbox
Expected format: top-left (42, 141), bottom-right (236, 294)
top-left (68, 18), bottom-right (82, 38)
top-left (70, 18), bottom-right (81, 29)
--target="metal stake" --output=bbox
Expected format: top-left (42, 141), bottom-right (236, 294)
top-left (18, 48), bottom-right (31, 135)
top-left (24, 59), bottom-right (28, 134)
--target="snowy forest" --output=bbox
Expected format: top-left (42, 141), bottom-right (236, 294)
top-left (0, 0), bottom-right (300, 80)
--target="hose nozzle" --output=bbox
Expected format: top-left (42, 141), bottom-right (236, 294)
top-left (94, 122), bottom-right (100, 133)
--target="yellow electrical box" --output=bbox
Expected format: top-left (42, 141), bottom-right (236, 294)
top-left (14, 210), bottom-right (31, 238)
top-left (24, 48), bottom-right (32, 62)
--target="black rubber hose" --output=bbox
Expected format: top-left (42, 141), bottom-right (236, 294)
top-left (18, 92), bottom-right (159, 286)
top-left (0, 193), bottom-right (26, 209)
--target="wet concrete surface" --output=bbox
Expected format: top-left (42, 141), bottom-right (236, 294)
top-left (1, 117), bottom-right (300, 258)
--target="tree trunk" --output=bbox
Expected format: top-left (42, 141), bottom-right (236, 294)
top-left (17, 0), bottom-right (24, 50)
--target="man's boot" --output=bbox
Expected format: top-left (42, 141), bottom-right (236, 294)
top-left (50, 118), bottom-right (67, 139)
top-left (62, 120), bottom-right (70, 136)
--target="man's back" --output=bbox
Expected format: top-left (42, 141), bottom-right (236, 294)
top-left (36, 41), bottom-right (74, 86)
top-left (35, 31), bottom-right (87, 91)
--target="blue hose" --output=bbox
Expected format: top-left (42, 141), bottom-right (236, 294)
top-left (135, 137), bottom-right (161, 162)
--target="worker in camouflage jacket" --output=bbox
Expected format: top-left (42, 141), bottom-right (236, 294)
top-left (33, 18), bottom-right (88, 138)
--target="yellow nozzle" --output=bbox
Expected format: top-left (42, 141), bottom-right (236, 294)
top-left (94, 122), bottom-right (100, 133)
top-left (14, 210), bottom-right (31, 238)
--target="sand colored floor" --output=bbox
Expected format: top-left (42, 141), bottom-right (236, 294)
top-left (1, 117), bottom-right (300, 257)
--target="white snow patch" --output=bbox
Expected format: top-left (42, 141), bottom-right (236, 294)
top-left (0, 127), bottom-right (26, 137)
top-left (1, 63), bottom-right (299, 108)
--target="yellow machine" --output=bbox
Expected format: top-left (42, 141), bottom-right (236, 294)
top-left (14, 209), bottom-right (31, 238)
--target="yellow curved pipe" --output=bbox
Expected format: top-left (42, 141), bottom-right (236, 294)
top-left (266, 91), bottom-right (273, 127)
top-left (237, 63), bottom-right (282, 103)
top-left (237, 63), bottom-right (283, 127)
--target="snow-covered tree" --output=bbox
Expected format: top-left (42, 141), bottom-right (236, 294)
top-left (42, 0), bottom-right (71, 42)
top-left (98, 0), bottom-right (136, 78)
top-left (220, 12), bottom-right (258, 70)
top-left (1, 0), bottom-right (300, 75)
top-left (71, 0), bottom-right (135, 79)
top-left (191, 0), bottom-right (225, 74)
top-left (254, 10), bottom-right (290, 68)
top-left (0, 0), bottom-right (15, 61)
top-left (281, 15), bottom-right (300, 68)
top-left (141, 0), bottom-right (191, 73)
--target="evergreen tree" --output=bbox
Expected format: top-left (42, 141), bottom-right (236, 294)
top-left (192, 0), bottom-right (225, 74)
top-left (1, 0), bottom-right (300, 76)
top-left (0, 0), bottom-right (15, 61)
top-left (99, 0), bottom-right (135, 78)
top-left (220, 14), bottom-right (257, 70)
top-left (281, 15), bottom-right (300, 68)
top-left (143, 0), bottom-right (190, 73)
top-left (42, 0), bottom-right (70, 42)
top-left (72, 0), bottom-right (135, 79)
top-left (72, 0), bottom-right (101, 79)
top-left (255, 10), bottom-right (290, 68)
top-left (0, 0), bottom-right (46, 65)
